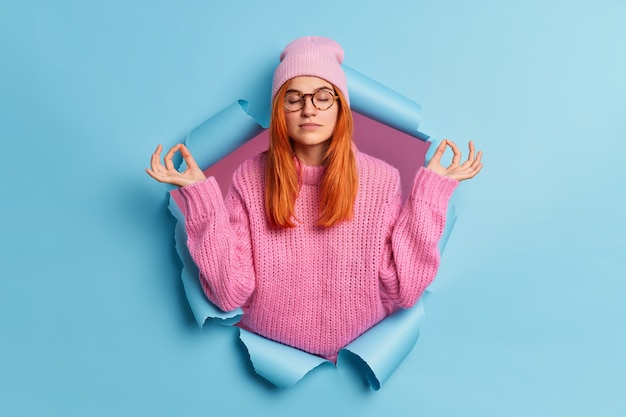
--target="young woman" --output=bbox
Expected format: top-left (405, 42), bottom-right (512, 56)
top-left (147, 36), bottom-right (483, 362)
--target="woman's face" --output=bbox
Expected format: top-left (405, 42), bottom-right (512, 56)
top-left (284, 76), bottom-right (339, 165)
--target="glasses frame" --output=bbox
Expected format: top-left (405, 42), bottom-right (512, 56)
top-left (283, 90), bottom-right (340, 112)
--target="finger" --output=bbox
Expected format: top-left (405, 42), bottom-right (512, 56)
top-left (465, 153), bottom-right (484, 179)
top-left (426, 139), bottom-right (447, 169)
top-left (447, 140), bottom-right (462, 167)
top-left (467, 141), bottom-right (475, 162)
top-left (433, 139), bottom-right (448, 160)
top-left (473, 150), bottom-right (483, 166)
top-left (460, 141), bottom-right (479, 168)
top-left (163, 144), bottom-right (182, 171)
top-left (180, 144), bottom-right (201, 170)
top-left (466, 163), bottom-right (483, 179)
top-left (146, 168), bottom-right (165, 182)
top-left (469, 150), bottom-right (483, 169)
top-left (149, 144), bottom-right (161, 169)
top-left (150, 149), bottom-right (165, 173)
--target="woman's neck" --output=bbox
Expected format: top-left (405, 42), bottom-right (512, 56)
top-left (293, 143), bottom-right (328, 166)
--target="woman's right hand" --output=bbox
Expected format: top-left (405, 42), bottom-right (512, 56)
top-left (146, 144), bottom-right (207, 187)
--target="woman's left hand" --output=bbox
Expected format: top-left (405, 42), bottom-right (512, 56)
top-left (426, 139), bottom-right (483, 181)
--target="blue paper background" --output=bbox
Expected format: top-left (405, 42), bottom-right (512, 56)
top-left (1, 1), bottom-right (625, 416)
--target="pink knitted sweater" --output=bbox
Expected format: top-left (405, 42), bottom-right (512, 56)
top-left (179, 150), bottom-right (458, 361)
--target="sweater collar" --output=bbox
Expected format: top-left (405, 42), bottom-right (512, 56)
top-left (295, 157), bottom-right (325, 185)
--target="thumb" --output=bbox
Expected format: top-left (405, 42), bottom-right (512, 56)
top-left (427, 140), bottom-right (447, 167)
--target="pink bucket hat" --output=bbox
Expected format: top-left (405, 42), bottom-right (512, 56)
top-left (271, 36), bottom-right (349, 106)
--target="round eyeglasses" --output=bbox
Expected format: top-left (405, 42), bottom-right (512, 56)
top-left (283, 90), bottom-right (339, 112)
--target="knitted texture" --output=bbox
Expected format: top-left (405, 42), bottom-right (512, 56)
top-left (179, 151), bottom-right (457, 361)
top-left (271, 36), bottom-right (349, 106)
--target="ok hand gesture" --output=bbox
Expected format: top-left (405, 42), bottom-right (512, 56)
top-left (146, 144), bottom-right (207, 187)
top-left (426, 140), bottom-right (483, 181)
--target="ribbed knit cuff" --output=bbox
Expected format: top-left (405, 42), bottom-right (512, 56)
top-left (411, 167), bottom-right (458, 208)
top-left (178, 177), bottom-right (225, 220)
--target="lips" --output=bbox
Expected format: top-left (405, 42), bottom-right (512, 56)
top-left (299, 123), bottom-right (321, 129)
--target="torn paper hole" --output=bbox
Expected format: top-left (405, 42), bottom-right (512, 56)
top-left (167, 67), bottom-right (457, 389)
top-left (238, 297), bottom-right (427, 390)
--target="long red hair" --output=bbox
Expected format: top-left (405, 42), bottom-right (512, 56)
top-left (264, 83), bottom-right (357, 228)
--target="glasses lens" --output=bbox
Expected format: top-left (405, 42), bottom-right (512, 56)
top-left (313, 90), bottom-right (334, 110)
top-left (284, 93), bottom-right (304, 111)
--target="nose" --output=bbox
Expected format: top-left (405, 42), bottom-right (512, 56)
top-left (300, 95), bottom-right (317, 116)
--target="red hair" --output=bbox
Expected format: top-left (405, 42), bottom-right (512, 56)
top-left (265, 83), bottom-right (357, 228)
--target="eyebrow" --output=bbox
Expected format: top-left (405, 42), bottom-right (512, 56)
top-left (285, 86), bottom-right (334, 94)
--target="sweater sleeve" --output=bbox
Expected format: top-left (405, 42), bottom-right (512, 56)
top-left (379, 167), bottom-right (458, 308)
top-left (178, 177), bottom-right (256, 312)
